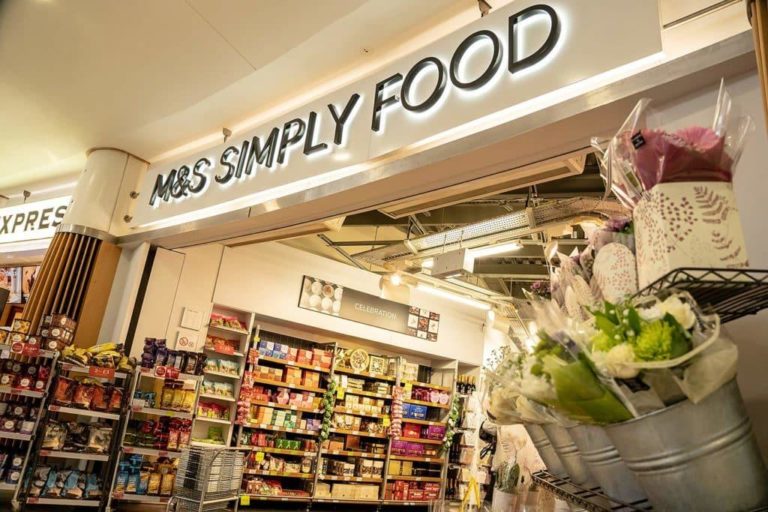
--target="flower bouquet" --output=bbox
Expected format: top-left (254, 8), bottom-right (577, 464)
top-left (592, 80), bottom-right (753, 287)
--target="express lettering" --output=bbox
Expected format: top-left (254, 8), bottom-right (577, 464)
top-left (0, 205), bottom-right (67, 235)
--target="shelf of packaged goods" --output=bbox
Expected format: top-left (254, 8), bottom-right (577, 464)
top-left (342, 389), bottom-right (392, 400)
top-left (138, 367), bottom-right (202, 382)
top-left (195, 416), bottom-right (232, 425)
top-left (333, 407), bottom-right (388, 419)
top-left (319, 475), bottom-right (383, 483)
top-left (242, 423), bottom-right (319, 436)
top-left (389, 455), bottom-right (444, 464)
top-left (0, 431), bottom-right (31, 442)
top-left (258, 355), bottom-right (331, 374)
top-left (59, 364), bottom-right (129, 379)
top-left (329, 428), bottom-right (387, 439)
top-left (321, 450), bottom-right (387, 459)
top-left (199, 393), bottom-right (236, 403)
top-left (402, 398), bottom-right (450, 409)
top-left (401, 418), bottom-right (446, 427)
top-left (0, 386), bottom-right (44, 398)
top-left (0, 344), bottom-right (56, 359)
top-left (130, 403), bottom-right (193, 420)
top-left (387, 476), bottom-right (442, 483)
top-left (39, 450), bottom-right (109, 461)
top-left (250, 376), bottom-right (325, 394)
top-left (207, 324), bottom-right (249, 336)
top-left (203, 347), bottom-right (245, 358)
top-left (245, 495), bottom-right (311, 502)
top-left (249, 400), bottom-right (322, 414)
top-left (244, 469), bottom-right (314, 479)
top-left (203, 370), bottom-right (241, 380)
top-left (402, 381), bottom-right (453, 392)
top-left (112, 493), bottom-right (170, 503)
top-left (49, 405), bottom-right (120, 421)
top-left (26, 497), bottom-right (101, 506)
top-left (397, 437), bottom-right (442, 445)
top-left (123, 446), bottom-right (183, 458)
top-left (246, 446), bottom-right (317, 457)
top-left (334, 367), bottom-right (396, 381)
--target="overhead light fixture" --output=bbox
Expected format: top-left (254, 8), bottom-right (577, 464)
top-left (487, 309), bottom-right (496, 323)
top-left (471, 241), bottom-right (523, 258)
top-left (421, 258), bottom-right (434, 269)
top-left (416, 283), bottom-right (491, 310)
top-left (390, 273), bottom-right (402, 286)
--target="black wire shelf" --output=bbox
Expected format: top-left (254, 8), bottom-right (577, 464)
top-left (635, 268), bottom-right (768, 324)
top-left (532, 470), bottom-right (652, 512)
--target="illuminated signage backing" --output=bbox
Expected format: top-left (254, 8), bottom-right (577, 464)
top-left (0, 197), bottom-right (70, 245)
top-left (134, 0), bottom-right (661, 228)
top-left (148, 4), bottom-right (560, 208)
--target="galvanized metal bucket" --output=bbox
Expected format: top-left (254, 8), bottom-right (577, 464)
top-left (605, 379), bottom-right (768, 512)
top-left (523, 423), bottom-right (567, 477)
top-left (541, 424), bottom-right (596, 487)
top-left (566, 423), bottom-right (647, 504)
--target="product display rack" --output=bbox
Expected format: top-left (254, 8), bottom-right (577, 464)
top-left (18, 361), bottom-right (133, 511)
top-left (236, 329), bottom-right (335, 505)
top-left (194, 304), bottom-right (255, 447)
top-left (532, 470), bottom-right (653, 512)
top-left (386, 358), bottom-right (456, 506)
top-left (0, 342), bottom-right (59, 504)
top-left (105, 365), bottom-right (204, 509)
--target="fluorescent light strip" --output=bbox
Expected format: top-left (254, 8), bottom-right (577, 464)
top-left (416, 283), bottom-right (490, 310)
top-left (471, 241), bottom-right (523, 258)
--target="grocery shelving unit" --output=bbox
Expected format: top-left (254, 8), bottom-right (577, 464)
top-left (194, 304), bottom-right (255, 447)
top-left (386, 357), bottom-right (456, 505)
top-left (0, 341), bottom-right (59, 505)
top-left (105, 365), bottom-right (203, 509)
top-left (18, 361), bottom-right (132, 511)
top-left (236, 328), bottom-right (335, 505)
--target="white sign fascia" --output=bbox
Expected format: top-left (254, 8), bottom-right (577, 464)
top-left (133, 0), bottom-right (662, 229)
top-left (0, 196), bottom-right (71, 245)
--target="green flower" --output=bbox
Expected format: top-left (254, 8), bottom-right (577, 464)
top-left (634, 320), bottom-right (673, 361)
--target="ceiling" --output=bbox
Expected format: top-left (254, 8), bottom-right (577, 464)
top-left (0, 0), bottom-right (478, 193)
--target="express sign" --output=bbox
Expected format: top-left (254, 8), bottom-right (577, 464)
top-left (134, 0), bottom-right (661, 228)
top-left (0, 196), bottom-right (70, 245)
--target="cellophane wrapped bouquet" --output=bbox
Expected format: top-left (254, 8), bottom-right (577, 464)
top-left (489, 290), bottom-right (738, 426)
top-left (592, 79), bottom-right (753, 287)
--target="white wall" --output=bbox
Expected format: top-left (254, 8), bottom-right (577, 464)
top-left (654, 71), bottom-right (768, 460)
top-left (213, 242), bottom-right (487, 365)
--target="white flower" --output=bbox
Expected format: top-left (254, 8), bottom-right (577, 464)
top-left (638, 304), bottom-right (663, 322)
top-left (592, 344), bottom-right (639, 379)
top-left (658, 296), bottom-right (696, 330)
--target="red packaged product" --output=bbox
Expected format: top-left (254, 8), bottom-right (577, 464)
top-left (108, 387), bottom-right (124, 412)
top-left (73, 382), bottom-right (94, 409)
top-left (91, 384), bottom-right (108, 411)
top-left (53, 377), bottom-right (76, 405)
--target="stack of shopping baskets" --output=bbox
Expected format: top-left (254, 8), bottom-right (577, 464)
top-left (167, 446), bottom-right (244, 512)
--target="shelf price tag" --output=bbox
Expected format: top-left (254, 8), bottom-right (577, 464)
top-left (240, 496), bottom-right (251, 506)
top-left (89, 367), bottom-right (115, 379)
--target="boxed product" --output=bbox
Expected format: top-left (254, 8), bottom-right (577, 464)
top-left (388, 460), bottom-right (401, 476)
top-left (284, 367), bottom-right (302, 385)
top-left (297, 349), bottom-right (313, 365)
top-left (302, 371), bottom-right (320, 389)
top-left (402, 423), bottom-right (421, 439)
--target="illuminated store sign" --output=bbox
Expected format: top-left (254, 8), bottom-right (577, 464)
top-left (135, 0), bottom-right (661, 227)
top-left (0, 196), bottom-right (70, 245)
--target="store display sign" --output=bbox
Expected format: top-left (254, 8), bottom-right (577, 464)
top-left (298, 275), bottom-right (440, 341)
top-left (132, 0), bottom-right (661, 228)
top-left (0, 196), bottom-right (70, 244)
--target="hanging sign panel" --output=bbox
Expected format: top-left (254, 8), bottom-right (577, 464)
top-left (0, 196), bottom-right (71, 245)
top-left (132, 0), bottom-right (661, 228)
top-left (299, 275), bottom-right (440, 341)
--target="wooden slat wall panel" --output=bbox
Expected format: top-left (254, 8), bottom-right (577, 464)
top-left (24, 232), bottom-right (105, 334)
top-left (74, 241), bottom-right (122, 347)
